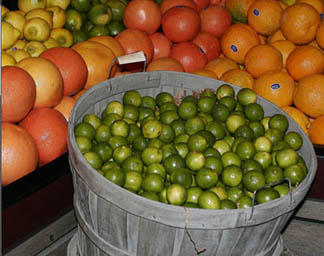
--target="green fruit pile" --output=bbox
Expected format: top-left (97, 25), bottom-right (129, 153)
top-left (65, 0), bottom-right (127, 44)
top-left (74, 85), bottom-right (308, 209)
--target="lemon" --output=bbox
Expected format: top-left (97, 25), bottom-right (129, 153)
top-left (46, 0), bottom-right (71, 10)
top-left (8, 49), bottom-right (31, 62)
top-left (13, 10), bottom-right (26, 16)
top-left (50, 28), bottom-right (73, 47)
top-left (18, 0), bottom-right (46, 13)
top-left (3, 11), bottom-right (27, 39)
top-left (2, 22), bottom-right (21, 50)
top-left (25, 8), bottom-right (53, 28)
top-left (24, 40), bottom-right (47, 56)
top-left (43, 37), bottom-right (60, 48)
top-left (23, 17), bottom-right (50, 42)
top-left (2, 5), bottom-right (10, 19)
top-left (5, 40), bottom-right (27, 53)
top-left (1, 51), bottom-right (16, 67)
top-left (47, 6), bottom-right (66, 28)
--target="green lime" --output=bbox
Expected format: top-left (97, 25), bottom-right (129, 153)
top-left (123, 90), bottom-right (142, 107)
top-left (72, 30), bottom-right (89, 44)
top-left (261, 116), bottom-right (270, 131)
top-left (222, 165), bottom-right (243, 187)
top-left (175, 142), bottom-right (189, 158)
top-left (141, 95), bottom-right (156, 110)
top-left (106, 0), bottom-right (126, 21)
top-left (142, 173), bottom-right (164, 193)
top-left (255, 188), bottom-right (280, 204)
top-left (204, 156), bottom-right (223, 175)
top-left (204, 147), bottom-right (221, 158)
top-left (212, 104), bottom-right (230, 122)
top-left (200, 90), bottom-right (216, 98)
top-left (206, 121), bottom-right (226, 140)
top-left (132, 136), bottom-right (148, 151)
top-left (159, 187), bottom-right (168, 203)
top-left (121, 155), bottom-right (143, 173)
top-left (276, 148), bottom-right (299, 168)
top-left (110, 119), bottom-right (129, 137)
top-left (273, 184), bottom-right (289, 197)
top-left (83, 113), bottom-right (101, 129)
top-left (155, 92), bottom-right (174, 107)
top-left (102, 113), bottom-right (122, 126)
top-left (198, 112), bottom-right (213, 125)
top-left (219, 96), bottom-right (237, 112)
top-left (178, 101), bottom-right (197, 120)
top-left (160, 102), bottom-right (178, 113)
top-left (221, 151), bottom-right (241, 167)
top-left (147, 138), bottom-right (164, 149)
top-left (103, 100), bottom-right (124, 117)
top-left (84, 151), bottom-right (103, 170)
top-left (146, 163), bottom-right (166, 179)
top-left (220, 199), bottom-right (236, 209)
top-left (235, 140), bottom-right (256, 160)
top-left (216, 84), bottom-right (235, 100)
top-left (234, 125), bottom-right (254, 140)
top-left (235, 102), bottom-right (244, 112)
top-left (264, 128), bottom-right (284, 144)
top-left (170, 119), bottom-right (185, 136)
top-left (159, 110), bottom-right (179, 125)
top-left (182, 95), bottom-right (197, 104)
top-left (196, 168), bottom-right (218, 189)
top-left (138, 107), bottom-right (155, 121)
top-left (113, 145), bottom-right (132, 164)
top-left (237, 195), bottom-right (252, 209)
top-left (75, 122), bottom-right (96, 140)
top-left (213, 139), bottom-right (231, 155)
top-left (92, 142), bottom-right (113, 162)
top-left (171, 169), bottom-right (193, 189)
top-left (237, 88), bottom-right (257, 106)
top-left (88, 4), bottom-right (113, 25)
top-left (123, 104), bottom-right (139, 121)
top-left (65, 8), bottom-right (83, 31)
top-left (126, 124), bottom-right (141, 143)
top-left (254, 136), bottom-right (272, 153)
top-left (284, 164), bottom-right (305, 185)
top-left (264, 165), bottom-right (283, 184)
top-left (242, 170), bottom-right (265, 192)
top-left (209, 186), bottom-right (227, 200)
top-left (102, 161), bottom-right (120, 173)
top-left (89, 24), bottom-right (110, 36)
top-left (284, 131), bottom-right (303, 151)
top-left (104, 167), bottom-right (125, 186)
top-left (187, 134), bottom-right (208, 152)
top-left (185, 117), bottom-right (205, 135)
top-left (106, 20), bottom-right (125, 36)
top-left (226, 114), bottom-right (246, 134)
top-left (159, 124), bottom-right (175, 143)
top-left (81, 20), bottom-right (95, 32)
top-left (141, 147), bottom-right (163, 165)
top-left (198, 96), bottom-right (216, 113)
top-left (244, 103), bottom-right (264, 122)
top-left (167, 184), bottom-right (187, 205)
top-left (249, 121), bottom-right (265, 138)
top-left (272, 140), bottom-right (291, 152)
top-left (123, 171), bottom-right (143, 192)
top-left (253, 151), bottom-right (272, 170)
top-left (108, 135), bottom-right (128, 150)
top-left (186, 187), bottom-right (203, 204)
top-left (198, 191), bottom-right (220, 209)
top-left (197, 130), bottom-right (216, 147)
top-left (163, 154), bottom-right (185, 174)
top-left (241, 159), bottom-right (263, 173)
top-left (185, 151), bottom-right (206, 171)
top-left (140, 191), bottom-right (160, 201)
top-left (142, 119), bottom-right (162, 139)
top-left (174, 134), bottom-right (189, 144)
top-left (76, 136), bottom-right (92, 154)
top-left (269, 114), bottom-right (289, 134)
top-left (227, 186), bottom-right (243, 203)
top-left (71, 0), bottom-right (92, 12)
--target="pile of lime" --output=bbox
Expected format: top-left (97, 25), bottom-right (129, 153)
top-left (65, 0), bottom-right (127, 44)
top-left (74, 85), bottom-right (308, 209)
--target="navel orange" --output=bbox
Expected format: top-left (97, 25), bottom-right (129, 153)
top-left (281, 106), bottom-right (310, 135)
top-left (270, 40), bottom-right (297, 67)
top-left (308, 115), bottom-right (324, 145)
top-left (54, 96), bottom-right (76, 121)
top-left (220, 69), bottom-right (254, 89)
top-left (204, 56), bottom-right (239, 78)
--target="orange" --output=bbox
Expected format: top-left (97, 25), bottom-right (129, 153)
top-left (19, 107), bottom-right (68, 167)
top-left (72, 41), bottom-right (116, 89)
top-left (247, 0), bottom-right (283, 36)
top-left (270, 40), bottom-right (296, 67)
top-left (88, 35), bottom-right (125, 57)
top-left (16, 57), bottom-right (64, 108)
top-left (286, 45), bottom-right (324, 81)
top-left (267, 29), bottom-right (286, 44)
top-left (308, 115), bottom-right (324, 144)
top-left (293, 74), bottom-right (324, 118)
top-left (73, 88), bottom-right (87, 101)
top-left (220, 69), bottom-right (254, 89)
top-left (309, 39), bottom-right (324, 53)
top-left (54, 96), bottom-right (76, 121)
top-left (253, 70), bottom-right (296, 107)
top-left (1, 66), bottom-right (36, 123)
top-left (281, 106), bottom-right (310, 135)
top-left (204, 56), bottom-right (239, 78)
top-left (258, 34), bottom-right (267, 44)
top-left (1, 122), bottom-right (39, 186)
top-left (296, 0), bottom-right (324, 18)
top-left (146, 57), bottom-right (185, 72)
top-left (316, 21), bottom-right (324, 50)
top-left (225, 0), bottom-right (255, 24)
top-left (244, 44), bottom-right (283, 78)
top-left (220, 23), bottom-right (260, 64)
top-left (192, 69), bottom-right (218, 79)
top-left (40, 47), bottom-right (88, 96)
top-left (280, 3), bottom-right (321, 45)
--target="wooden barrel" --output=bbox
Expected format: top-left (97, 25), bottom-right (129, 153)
top-left (67, 71), bottom-right (317, 256)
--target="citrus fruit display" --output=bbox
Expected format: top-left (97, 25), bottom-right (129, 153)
top-left (73, 85), bottom-right (309, 209)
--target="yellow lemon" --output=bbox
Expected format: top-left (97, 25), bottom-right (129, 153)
top-left (43, 37), bottom-right (60, 48)
top-left (18, 0), bottom-right (46, 13)
top-left (13, 10), bottom-right (26, 16)
top-left (47, 6), bottom-right (66, 28)
top-left (2, 22), bottom-right (21, 50)
top-left (24, 40), bottom-right (47, 57)
top-left (46, 0), bottom-right (71, 10)
top-left (50, 28), bottom-right (73, 47)
top-left (25, 8), bottom-right (53, 28)
top-left (8, 49), bottom-right (31, 62)
top-left (2, 51), bottom-right (17, 67)
top-left (2, 5), bottom-right (10, 19)
top-left (23, 17), bottom-right (50, 42)
top-left (5, 40), bottom-right (27, 53)
top-left (3, 11), bottom-right (27, 39)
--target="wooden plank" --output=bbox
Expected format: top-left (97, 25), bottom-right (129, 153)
top-left (294, 199), bottom-right (324, 222)
top-left (4, 210), bottom-right (77, 256)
